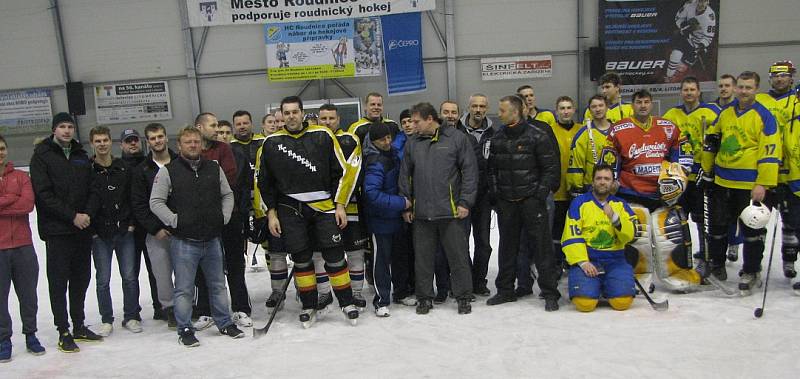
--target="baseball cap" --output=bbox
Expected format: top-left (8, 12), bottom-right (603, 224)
top-left (120, 128), bottom-right (141, 142)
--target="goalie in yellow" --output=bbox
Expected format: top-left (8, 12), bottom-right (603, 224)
top-left (561, 164), bottom-right (638, 312)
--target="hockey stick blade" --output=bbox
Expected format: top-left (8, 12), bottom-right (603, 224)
top-left (254, 267), bottom-right (295, 338)
top-left (704, 275), bottom-right (738, 296)
top-left (634, 278), bottom-right (668, 311)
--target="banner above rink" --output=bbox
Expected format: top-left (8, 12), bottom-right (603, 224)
top-left (187, 0), bottom-right (436, 26)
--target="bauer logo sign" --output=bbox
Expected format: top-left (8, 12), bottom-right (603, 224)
top-left (186, 0), bottom-right (436, 27)
top-left (480, 55), bottom-right (553, 81)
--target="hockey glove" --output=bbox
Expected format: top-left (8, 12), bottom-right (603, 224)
top-left (695, 167), bottom-right (714, 190)
top-left (247, 217), bottom-right (269, 244)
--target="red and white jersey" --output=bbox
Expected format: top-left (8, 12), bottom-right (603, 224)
top-left (675, 0), bottom-right (716, 48)
top-left (600, 117), bottom-right (693, 198)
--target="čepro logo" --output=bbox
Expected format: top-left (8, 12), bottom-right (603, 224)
top-left (388, 39), bottom-right (419, 51)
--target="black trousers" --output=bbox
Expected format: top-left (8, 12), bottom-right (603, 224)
top-left (495, 197), bottom-right (560, 300)
top-left (45, 234), bottom-right (92, 332)
top-left (0, 245), bottom-right (39, 340)
top-left (468, 195), bottom-right (493, 289)
top-left (196, 212), bottom-right (251, 316)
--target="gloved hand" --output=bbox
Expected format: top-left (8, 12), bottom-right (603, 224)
top-left (247, 217), bottom-right (269, 244)
top-left (696, 167), bottom-right (714, 190)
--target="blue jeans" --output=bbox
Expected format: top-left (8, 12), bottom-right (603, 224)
top-left (92, 231), bottom-right (141, 323)
top-left (170, 238), bottom-right (232, 332)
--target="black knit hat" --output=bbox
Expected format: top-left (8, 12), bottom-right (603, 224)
top-left (52, 112), bottom-right (75, 131)
top-left (399, 109), bottom-right (411, 121)
top-left (369, 122), bottom-right (392, 142)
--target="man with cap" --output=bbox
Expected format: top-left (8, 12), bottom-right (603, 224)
top-left (119, 127), bottom-right (163, 321)
top-left (30, 112), bottom-right (104, 353)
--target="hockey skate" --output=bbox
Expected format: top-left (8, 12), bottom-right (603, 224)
top-left (315, 292), bottom-right (334, 318)
top-left (727, 245), bottom-right (739, 262)
top-left (342, 304), bottom-right (359, 326)
top-left (738, 272), bottom-right (762, 296)
top-left (265, 291), bottom-right (285, 311)
top-left (783, 262), bottom-right (797, 279)
top-left (793, 281), bottom-right (800, 296)
top-left (299, 309), bottom-right (317, 329)
top-left (352, 291), bottom-right (367, 311)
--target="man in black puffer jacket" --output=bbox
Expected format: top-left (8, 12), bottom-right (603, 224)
top-left (486, 96), bottom-right (562, 311)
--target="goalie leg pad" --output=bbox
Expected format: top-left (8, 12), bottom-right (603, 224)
top-left (572, 297), bottom-right (598, 312)
top-left (651, 205), bottom-right (702, 291)
top-left (628, 205), bottom-right (654, 286)
top-left (608, 296), bottom-right (633, 311)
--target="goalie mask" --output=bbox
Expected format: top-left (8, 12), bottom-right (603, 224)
top-left (658, 161), bottom-right (687, 206)
top-left (740, 200), bottom-right (771, 229)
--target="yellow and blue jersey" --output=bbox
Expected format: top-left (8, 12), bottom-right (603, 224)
top-left (782, 115), bottom-right (800, 197)
top-left (533, 108), bottom-right (558, 129)
top-left (561, 192), bottom-right (638, 265)
top-left (583, 102), bottom-right (634, 124)
top-left (702, 98), bottom-right (782, 190)
top-left (566, 123), bottom-right (610, 193)
top-left (662, 103), bottom-right (721, 180)
top-left (551, 121), bottom-right (581, 201)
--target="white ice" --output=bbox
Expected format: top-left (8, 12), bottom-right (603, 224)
top-left (3, 210), bottom-right (799, 378)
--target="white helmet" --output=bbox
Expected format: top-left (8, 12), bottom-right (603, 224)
top-left (739, 200), bottom-right (771, 229)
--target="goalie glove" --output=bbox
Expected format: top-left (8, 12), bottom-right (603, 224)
top-left (658, 161), bottom-right (688, 206)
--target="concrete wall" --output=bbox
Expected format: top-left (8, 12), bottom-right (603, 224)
top-left (1, 0), bottom-right (797, 164)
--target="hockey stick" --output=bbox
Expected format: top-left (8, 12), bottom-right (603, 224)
top-left (755, 205), bottom-right (781, 318)
top-left (634, 277), bottom-right (668, 311)
top-left (253, 267), bottom-right (295, 338)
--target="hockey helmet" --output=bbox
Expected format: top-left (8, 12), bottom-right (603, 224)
top-left (739, 200), bottom-right (771, 229)
top-left (769, 60), bottom-right (796, 77)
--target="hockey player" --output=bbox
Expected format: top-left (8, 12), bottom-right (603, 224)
top-left (700, 71), bottom-right (781, 295)
top-left (258, 96), bottom-right (359, 327)
top-left (517, 85), bottom-right (557, 128)
top-left (780, 110), bottom-right (800, 293)
top-left (600, 89), bottom-right (697, 292)
top-left (665, 0), bottom-right (716, 83)
top-left (562, 164), bottom-right (638, 312)
top-left (551, 96), bottom-right (581, 269)
top-left (713, 74), bottom-right (736, 108)
top-left (583, 73), bottom-right (634, 124)
top-left (348, 92), bottom-right (400, 156)
top-left (567, 95), bottom-right (612, 195)
top-left (318, 103), bottom-right (368, 310)
top-left (765, 61), bottom-right (800, 278)
top-left (662, 77), bottom-right (721, 266)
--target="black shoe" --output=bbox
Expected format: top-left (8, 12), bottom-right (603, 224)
top-left (57, 332), bottom-right (79, 353)
top-left (711, 263), bottom-right (728, 281)
top-left (486, 293), bottom-right (517, 306)
top-left (416, 299), bottom-right (433, 315)
top-left (473, 285), bottom-right (491, 297)
top-left (166, 308), bottom-right (177, 330)
top-left (73, 326), bottom-right (103, 342)
top-left (220, 324), bottom-right (245, 339)
top-left (153, 308), bottom-right (167, 321)
top-left (514, 287), bottom-right (534, 298)
top-left (545, 298), bottom-right (560, 312)
top-left (178, 328), bottom-right (200, 347)
top-left (433, 292), bottom-right (448, 304)
top-left (457, 299), bottom-right (472, 315)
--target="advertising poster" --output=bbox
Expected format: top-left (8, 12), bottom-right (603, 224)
top-left (600, 0), bottom-right (720, 94)
top-left (0, 89), bottom-right (53, 135)
top-left (187, 0), bottom-right (435, 27)
top-left (382, 12), bottom-right (425, 95)
top-left (94, 81), bottom-right (172, 125)
top-left (265, 17), bottom-right (383, 82)
top-left (480, 55), bottom-right (553, 81)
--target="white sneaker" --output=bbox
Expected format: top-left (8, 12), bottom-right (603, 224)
top-left (97, 322), bottom-right (113, 337)
top-left (232, 312), bottom-right (253, 327)
top-left (374, 306), bottom-right (390, 317)
top-left (192, 316), bottom-right (214, 331)
top-left (123, 319), bottom-right (143, 333)
top-left (395, 296), bottom-right (418, 306)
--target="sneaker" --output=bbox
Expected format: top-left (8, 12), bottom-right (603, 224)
top-left (25, 334), bottom-right (46, 356)
top-left (353, 291), bottom-right (367, 310)
top-left (178, 328), bottom-right (200, 347)
top-left (316, 292), bottom-right (334, 311)
top-left (473, 285), bottom-right (491, 297)
top-left (433, 292), bottom-right (448, 304)
top-left (545, 298), bottom-right (560, 312)
top-left (192, 316), bottom-right (214, 331)
top-left (393, 296), bottom-right (418, 306)
top-left (416, 299), bottom-right (433, 315)
top-left (232, 312), bottom-right (253, 328)
top-left (0, 338), bottom-right (10, 362)
top-left (220, 324), bottom-right (245, 339)
top-left (73, 326), bottom-right (103, 342)
top-left (457, 299), bottom-right (472, 315)
top-left (738, 272), bottom-right (762, 295)
top-left (374, 306), bottom-right (390, 317)
top-left (514, 287), bottom-right (534, 298)
top-left (57, 332), bottom-right (79, 353)
top-left (727, 245), bottom-right (739, 262)
top-left (486, 293), bottom-right (517, 306)
top-left (96, 322), bottom-right (113, 337)
top-left (265, 291), bottom-right (285, 309)
top-left (783, 262), bottom-right (797, 279)
top-left (166, 308), bottom-right (177, 330)
top-left (123, 319), bottom-right (143, 333)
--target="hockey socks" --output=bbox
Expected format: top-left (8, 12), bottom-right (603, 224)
top-left (312, 252), bottom-right (332, 294)
top-left (346, 249), bottom-right (366, 294)
top-left (268, 252), bottom-right (289, 292)
top-left (293, 262), bottom-right (318, 310)
top-left (325, 259), bottom-right (354, 307)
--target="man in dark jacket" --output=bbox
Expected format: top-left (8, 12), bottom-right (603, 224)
top-left (487, 96), bottom-right (562, 311)
top-left (29, 112), bottom-right (103, 353)
top-left (399, 102), bottom-right (478, 315)
top-left (131, 123), bottom-right (178, 329)
top-left (149, 126), bottom-right (244, 347)
top-left (86, 126), bottom-right (141, 337)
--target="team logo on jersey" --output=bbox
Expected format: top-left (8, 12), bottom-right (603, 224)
top-left (662, 125), bottom-right (674, 140)
top-left (332, 233), bottom-right (342, 243)
top-left (277, 144), bottom-right (317, 172)
top-left (633, 164), bottom-right (662, 176)
top-left (628, 142), bottom-right (668, 159)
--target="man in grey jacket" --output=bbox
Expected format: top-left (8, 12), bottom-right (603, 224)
top-left (399, 102), bottom-right (478, 315)
top-left (149, 127), bottom-right (244, 347)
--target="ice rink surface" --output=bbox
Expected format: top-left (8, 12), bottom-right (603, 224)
top-left (3, 211), bottom-right (799, 378)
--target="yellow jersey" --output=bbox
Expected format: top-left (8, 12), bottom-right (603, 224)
top-left (566, 122), bottom-right (611, 193)
top-left (583, 102), bottom-right (634, 124)
top-left (662, 103), bottom-right (721, 179)
top-left (561, 192), bottom-right (638, 265)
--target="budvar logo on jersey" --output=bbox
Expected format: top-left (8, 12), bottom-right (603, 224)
top-left (628, 142), bottom-right (667, 159)
top-left (388, 39), bottom-right (419, 51)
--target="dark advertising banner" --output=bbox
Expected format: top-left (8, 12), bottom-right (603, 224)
top-left (600, 0), bottom-right (720, 95)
